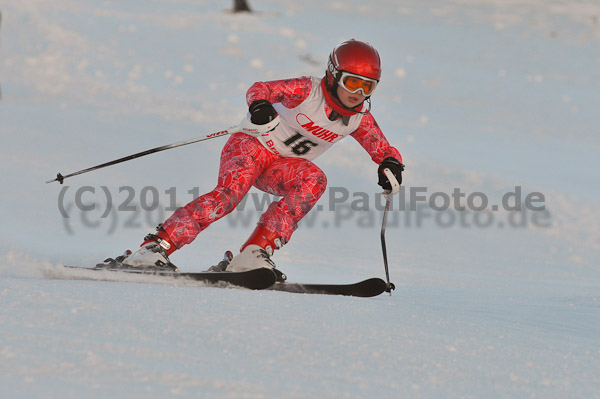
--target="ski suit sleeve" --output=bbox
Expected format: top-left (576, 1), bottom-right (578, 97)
top-left (351, 113), bottom-right (403, 164)
top-left (246, 77), bottom-right (313, 109)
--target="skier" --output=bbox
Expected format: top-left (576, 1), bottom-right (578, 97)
top-left (115, 39), bottom-right (404, 272)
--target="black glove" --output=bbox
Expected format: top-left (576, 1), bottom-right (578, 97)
top-left (378, 157), bottom-right (404, 190)
top-left (249, 100), bottom-right (278, 125)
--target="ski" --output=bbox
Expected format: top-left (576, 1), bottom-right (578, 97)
top-left (60, 265), bottom-right (387, 297)
top-left (266, 277), bottom-right (388, 297)
top-left (63, 266), bottom-right (277, 290)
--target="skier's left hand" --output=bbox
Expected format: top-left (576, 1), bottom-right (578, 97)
top-left (377, 157), bottom-right (404, 190)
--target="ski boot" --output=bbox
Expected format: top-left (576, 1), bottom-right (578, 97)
top-left (226, 225), bottom-right (287, 281)
top-left (97, 227), bottom-right (179, 273)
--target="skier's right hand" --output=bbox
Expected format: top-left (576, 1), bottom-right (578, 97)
top-left (249, 99), bottom-right (278, 125)
top-left (238, 100), bottom-right (280, 136)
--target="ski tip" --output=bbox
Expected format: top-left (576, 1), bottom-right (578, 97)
top-left (362, 278), bottom-right (389, 297)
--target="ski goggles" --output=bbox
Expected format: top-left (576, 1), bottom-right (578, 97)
top-left (338, 71), bottom-right (378, 96)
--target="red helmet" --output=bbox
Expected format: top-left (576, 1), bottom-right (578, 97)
top-left (326, 39), bottom-right (381, 90)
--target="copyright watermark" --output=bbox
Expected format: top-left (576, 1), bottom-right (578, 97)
top-left (56, 185), bottom-right (551, 235)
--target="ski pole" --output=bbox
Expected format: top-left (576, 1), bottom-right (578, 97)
top-left (380, 168), bottom-right (400, 294)
top-left (46, 124), bottom-right (242, 184)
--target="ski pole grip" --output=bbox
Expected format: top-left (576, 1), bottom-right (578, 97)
top-left (383, 168), bottom-right (400, 195)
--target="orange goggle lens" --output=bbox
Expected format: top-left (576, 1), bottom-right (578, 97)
top-left (340, 73), bottom-right (377, 95)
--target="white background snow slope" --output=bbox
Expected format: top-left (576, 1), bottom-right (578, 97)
top-left (1, 0), bottom-right (599, 398)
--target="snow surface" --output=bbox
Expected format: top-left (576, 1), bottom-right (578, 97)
top-left (1, 0), bottom-right (599, 398)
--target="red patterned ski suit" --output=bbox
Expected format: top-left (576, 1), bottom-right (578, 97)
top-left (161, 76), bottom-right (402, 250)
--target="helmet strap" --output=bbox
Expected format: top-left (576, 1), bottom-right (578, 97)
top-left (357, 97), bottom-right (372, 115)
